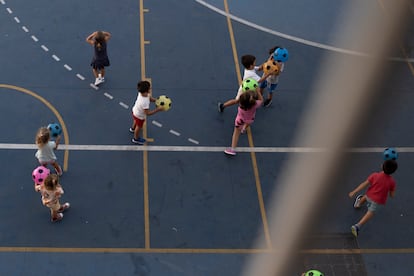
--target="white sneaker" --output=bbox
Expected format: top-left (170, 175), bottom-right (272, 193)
top-left (94, 77), bottom-right (104, 86)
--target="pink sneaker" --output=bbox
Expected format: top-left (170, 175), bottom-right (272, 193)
top-left (224, 148), bottom-right (236, 156)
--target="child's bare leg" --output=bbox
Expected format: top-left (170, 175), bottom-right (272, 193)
top-left (100, 68), bottom-right (105, 77)
top-left (52, 161), bottom-right (62, 176)
top-left (359, 195), bottom-right (367, 206)
top-left (134, 125), bottom-right (142, 140)
top-left (223, 98), bottom-right (238, 108)
top-left (267, 92), bottom-right (273, 100)
top-left (357, 210), bottom-right (375, 227)
top-left (50, 205), bottom-right (63, 222)
top-left (231, 127), bottom-right (241, 149)
top-left (131, 121), bottom-right (136, 130)
top-left (92, 68), bottom-right (99, 78)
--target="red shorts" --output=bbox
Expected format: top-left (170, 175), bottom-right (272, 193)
top-left (132, 114), bottom-right (145, 128)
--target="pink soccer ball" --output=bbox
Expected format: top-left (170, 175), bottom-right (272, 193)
top-left (32, 166), bottom-right (50, 185)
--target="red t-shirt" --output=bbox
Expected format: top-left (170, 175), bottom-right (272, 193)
top-left (366, 172), bottom-right (396, 204)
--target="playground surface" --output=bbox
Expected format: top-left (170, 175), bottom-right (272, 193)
top-left (0, 0), bottom-right (413, 275)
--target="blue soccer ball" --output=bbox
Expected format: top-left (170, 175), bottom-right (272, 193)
top-left (383, 147), bottom-right (398, 161)
top-left (47, 122), bottom-right (62, 137)
top-left (273, 47), bottom-right (289, 62)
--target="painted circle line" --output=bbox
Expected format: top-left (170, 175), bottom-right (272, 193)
top-left (195, 0), bottom-right (414, 62)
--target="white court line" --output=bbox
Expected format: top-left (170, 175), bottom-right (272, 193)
top-left (195, 0), bottom-right (414, 62)
top-left (0, 0), bottom-right (6, 5)
top-left (119, 102), bottom-right (129, 109)
top-left (52, 55), bottom-right (60, 61)
top-left (169, 130), bottom-right (181, 136)
top-left (152, 120), bottom-right (163, 127)
top-left (22, 26), bottom-right (29, 32)
top-left (64, 64), bottom-right (72, 71)
top-left (31, 35), bottom-right (38, 42)
top-left (13, 16), bottom-right (19, 23)
top-left (188, 138), bottom-right (200, 145)
top-left (0, 143), bottom-right (413, 153)
top-left (6, 7), bottom-right (11, 13)
top-left (76, 74), bottom-right (85, 80)
top-left (104, 93), bottom-right (113, 100)
top-left (41, 45), bottom-right (49, 52)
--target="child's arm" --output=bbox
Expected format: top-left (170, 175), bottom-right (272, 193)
top-left (256, 88), bottom-right (263, 101)
top-left (54, 135), bottom-right (61, 150)
top-left (103, 31), bottom-right (111, 41)
top-left (389, 190), bottom-right (396, 198)
top-left (258, 72), bottom-right (271, 83)
top-left (144, 107), bottom-right (163, 116)
top-left (86, 32), bottom-right (97, 45)
top-left (348, 180), bottom-right (370, 198)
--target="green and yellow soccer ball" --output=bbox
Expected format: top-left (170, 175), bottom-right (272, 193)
top-left (241, 78), bottom-right (258, 92)
top-left (304, 269), bottom-right (323, 276)
top-left (155, 95), bottom-right (172, 111)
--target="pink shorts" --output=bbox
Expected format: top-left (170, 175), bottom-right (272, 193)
top-left (132, 114), bottom-right (145, 128)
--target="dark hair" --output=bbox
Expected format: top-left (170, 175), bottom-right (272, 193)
top-left (239, 91), bottom-right (256, 110)
top-left (382, 160), bottom-right (398, 175)
top-left (95, 31), bottom-right (105, 49)
top-left (137, 80), bottom-right (151, 93)
top-left (269, 46), bottom-right (281, 55)
top-left (241, 55), bottom-right (256, 69)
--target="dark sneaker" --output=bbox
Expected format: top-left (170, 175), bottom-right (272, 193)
top-left (218, 102), bottom-right (224, 112)
top-left (132, 138), bottom-right (146, 145)
top-left (351, 224), bottom-right (360, 237)
top-left (224, 148), bottom-right (236, 156)
top-left (353, 194), bottom-right (363, 209)
top-left (263, 99), bottom-right (272, 107)
top-left (129, 127), bottom-right (135, 133)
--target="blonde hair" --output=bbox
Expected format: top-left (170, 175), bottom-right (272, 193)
top-left (43, 174), bottom-right (59, 191)
top-left (36, 127), bottom-right (50, 147)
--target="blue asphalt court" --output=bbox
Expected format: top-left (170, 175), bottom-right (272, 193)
top-left (1, 0), bottom-right (414, 275)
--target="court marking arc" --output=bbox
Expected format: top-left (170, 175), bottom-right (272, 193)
top-left (0, 84), bottom-right (69, 171)
top-left (0, 0), bottom-right (200, 146)
top-left (195, 0), bottom-right (414, 63)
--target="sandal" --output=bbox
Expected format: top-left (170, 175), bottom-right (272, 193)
top-left (52, 213), bottom-right (64, 222)
top-left (58, 202), bottom-right (70, 212)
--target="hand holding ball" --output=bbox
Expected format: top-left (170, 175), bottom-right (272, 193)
top-left (263, 59), bottom-right (280, 75)
top-left (241, 78), bottom-right (258, 92)
top-left (47, 122), bottom-right (62, 137)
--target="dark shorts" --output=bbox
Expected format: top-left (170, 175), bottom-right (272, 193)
top-left (91, 58), bottom-right (110, 70)
top-left (259, 81), bottom-right (278, 93)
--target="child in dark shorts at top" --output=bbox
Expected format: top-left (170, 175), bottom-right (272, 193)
top-left (86, 31), bottom-right (111, 86)
top-left (348, 159), bottom-right (398, 237)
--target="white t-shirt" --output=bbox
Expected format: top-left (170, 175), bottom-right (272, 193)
top-left (236, 66), bottom-right (261, 99)
top-left (132, 93), bottom-right (150, 120)
top-left (35, 141), bottom-right (57, 163)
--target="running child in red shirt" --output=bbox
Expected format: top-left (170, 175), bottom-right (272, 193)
top-left (348, 159), bottom-right (398, 237)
